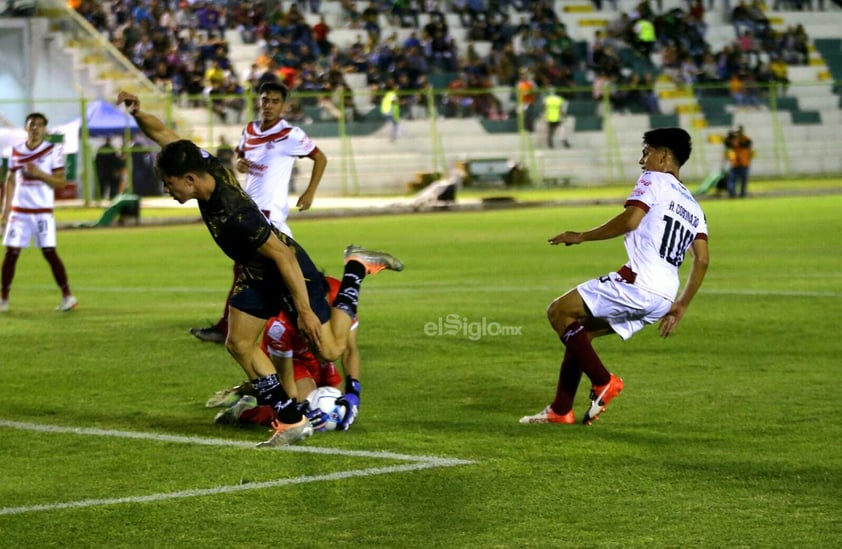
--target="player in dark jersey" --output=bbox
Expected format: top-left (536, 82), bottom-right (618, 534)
top-left (116, 91), bottom-right (404, 447)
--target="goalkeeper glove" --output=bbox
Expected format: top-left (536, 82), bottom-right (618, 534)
top-left (335, 377), bottom-right (361, 432)
top-left (297, 400), bottom-right (327, 432)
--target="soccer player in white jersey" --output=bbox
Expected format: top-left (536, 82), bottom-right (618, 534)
top-left (0, 113), bottom-right (77, 313)
top-left (521, 127), bottom-right (709, 426)
top-left (190, 81), bottom-right (328, 342)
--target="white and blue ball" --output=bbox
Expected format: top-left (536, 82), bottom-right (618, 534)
top-left (306, 386), bottom-right (346, 431)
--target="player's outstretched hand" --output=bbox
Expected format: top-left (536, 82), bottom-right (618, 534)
top-left (548, 231), bottom-right (583, 246)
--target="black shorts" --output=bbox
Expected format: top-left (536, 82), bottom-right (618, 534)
top-left (229, 248), bottom-right (332, 323)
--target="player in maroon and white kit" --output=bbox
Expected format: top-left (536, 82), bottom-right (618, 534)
top-left (1, 113), bottom-right (77, 313)
top-left (191, 81), bottom-right (328, 342)
top-left (521, 128), bottom-right (709, 426)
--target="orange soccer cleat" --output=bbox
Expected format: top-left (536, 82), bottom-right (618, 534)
top-left (519, 405), bottom-right (577, 425)
top-left (582, 374), bottom-right (624, 426)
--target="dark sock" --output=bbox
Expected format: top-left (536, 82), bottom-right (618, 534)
top-left (42, 248), bottom-right (70, 296)
top-left (551, 349), bottom-right (581, 414)
top-left (560, 321), bottom-right (610, 387)
top-left (251, 374), bottom-right (301, 423)
top-left (332, 261), bottom-right (366, 318)
top-left (2, 248), bottom-right (21, 300)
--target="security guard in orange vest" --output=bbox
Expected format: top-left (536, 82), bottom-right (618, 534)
top-left (725, 125), bottom-right (754, 198)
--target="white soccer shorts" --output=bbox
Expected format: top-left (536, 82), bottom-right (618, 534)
top-left (577, 272), bottom-right (672, 340)
top-left (2, 212), bottom-right (57, 248)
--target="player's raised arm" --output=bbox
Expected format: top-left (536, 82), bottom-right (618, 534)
top-left (117, 91), bottom-right (179, 147)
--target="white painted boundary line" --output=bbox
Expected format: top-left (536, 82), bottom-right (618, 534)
top-left (16, 283), bottom-right (842, 298)
top-left (0, 420), bottom-right (475, 517)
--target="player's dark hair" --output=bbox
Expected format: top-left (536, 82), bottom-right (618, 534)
top-left (25, 112), bottom-right (48, 127)
top-left (643, 127), bottom-right (692, 167)
top-left (259, 81), bottom-right (290, 102)
top-left (155, 139), bottom-right (211, 178)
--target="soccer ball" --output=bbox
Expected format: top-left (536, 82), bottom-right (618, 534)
top-left (306, 386), bottom-right (346, 432)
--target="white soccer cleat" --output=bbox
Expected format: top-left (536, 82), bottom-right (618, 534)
top-left (56, 295), bottom-right (78, 312)
top-left (0, 299), bottom-right (8, 313)
top-left (343, 244), bottom-right (404, 275)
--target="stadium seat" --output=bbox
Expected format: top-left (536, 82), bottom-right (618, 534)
top-left (649, 113), bottom-right (680, 128)
top-left (479, 119), bottom-right (518, 133)
top-left (574, 115), bottom-right (603, 132)
top-left (791, 111), bottom-right (822, 125)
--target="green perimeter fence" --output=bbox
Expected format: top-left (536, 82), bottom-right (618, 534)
top-left (1, 79), bottom-right (840, 202)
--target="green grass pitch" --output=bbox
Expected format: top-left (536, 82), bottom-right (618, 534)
top-left (0, 195), bottom-right (840, 547)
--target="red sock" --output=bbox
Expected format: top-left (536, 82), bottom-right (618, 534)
top-left (551, 349), bottom-right (582, 414)
top-left (239, 406), bottom-right (277, 426)
top-left (560, 321), bottom-right (610, 387)
top-left (2, 248), bottom-right (21, 300)
top-left (42, 248), bottom-right (71, 296)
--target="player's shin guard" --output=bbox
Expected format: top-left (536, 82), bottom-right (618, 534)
top-left (332, 261), bottom-right (366, 318)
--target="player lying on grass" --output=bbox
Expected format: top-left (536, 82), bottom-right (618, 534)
top-left (117, 91), bottom-right (402, 446)
top-left (521, 127), bottom-right (709, 426)
top-left (210, 276), bottom-right (362, 432)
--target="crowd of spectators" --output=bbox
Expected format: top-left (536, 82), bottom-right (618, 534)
top-left (70, 0), bottom-right (826, 125)
top-left (592, 0), bottom-right (814, 112)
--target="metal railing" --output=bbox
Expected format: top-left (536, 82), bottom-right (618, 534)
top-left (2, 80), bottom-right (840, 202)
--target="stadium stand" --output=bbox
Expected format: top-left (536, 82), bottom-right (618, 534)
top-left (2, 0), bottom-right (840, 192)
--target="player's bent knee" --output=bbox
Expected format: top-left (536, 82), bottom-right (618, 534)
top-left (224, 337), bottom-right (249, 361)
top-left (314, 340), bottom-right (344, 363)
top-left (313, 323), bottom-right (348, 362)
top-left (547, 299), bottom-right (574, 334)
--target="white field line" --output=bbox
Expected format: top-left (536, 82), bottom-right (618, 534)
top-left (16, 284), bottom-right (842, 298)
top-left (0, 420), bottom-right (475, 517)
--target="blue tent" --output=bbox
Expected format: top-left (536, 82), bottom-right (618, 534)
top-left (82, 99), bottom-right (139, 136)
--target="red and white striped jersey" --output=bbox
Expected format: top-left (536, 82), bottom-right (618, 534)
top-left (9, 140), bottom-right (64, 210)
top-left (236, 119), bottom-right (317, 236)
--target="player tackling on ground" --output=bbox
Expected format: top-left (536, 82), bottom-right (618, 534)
top-left (117, 91), bottom-right (403, 446)
top-left (521, 127), bottom-right (709, 426)
top-left (209, 276), bottom-right (363, 431)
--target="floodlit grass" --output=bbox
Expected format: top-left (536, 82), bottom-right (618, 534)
top-left (52, 176), bottom-right (842, 225)
top-left (1, 195), bottom-right (840, 547)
